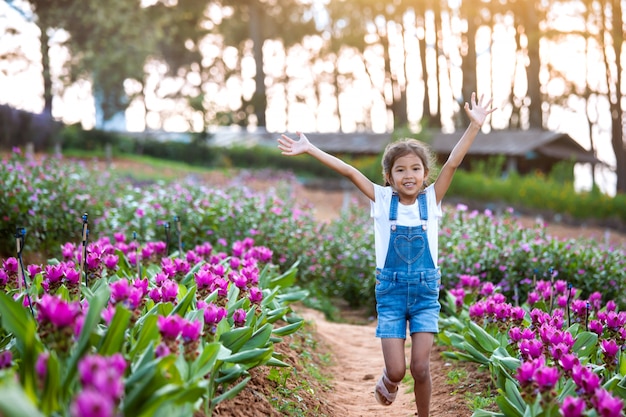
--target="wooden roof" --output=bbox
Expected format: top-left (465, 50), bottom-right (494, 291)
top-left (204, 127), bottom-right (601, 165)
top-left (431, 129), bottom-right (601, 164)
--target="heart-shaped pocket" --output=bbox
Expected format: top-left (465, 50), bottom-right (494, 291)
top-left (392, 235), bottom-right (425, 264)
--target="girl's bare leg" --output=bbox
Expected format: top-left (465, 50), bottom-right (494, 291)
top-left (379, 338), bottom-right (406, 404)
top-left (410, 332), bottom-right (434, 417)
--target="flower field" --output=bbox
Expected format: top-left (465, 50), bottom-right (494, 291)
top-left (1, 148), bottom-right (625, 416)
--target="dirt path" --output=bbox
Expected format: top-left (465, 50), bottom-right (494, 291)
top-left (296, 307), bottom-right (474, 417)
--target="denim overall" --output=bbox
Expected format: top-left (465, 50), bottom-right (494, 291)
top-left (375, 192), bottom-right (441, 338)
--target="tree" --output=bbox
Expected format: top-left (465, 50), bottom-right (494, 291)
top-left (601, 0), bottom-right (626, 193)
top-left (216, 0), bottom-right (317, 128)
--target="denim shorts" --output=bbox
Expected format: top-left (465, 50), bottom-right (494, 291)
top-left (375, 268), bottom-right (441, 338)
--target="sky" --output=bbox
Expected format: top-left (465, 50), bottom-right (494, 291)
top-left (0, 0), bottom-right (618, 195)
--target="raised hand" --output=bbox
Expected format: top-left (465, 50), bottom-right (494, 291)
top-left (464, 92), bottom-right (496, 127)
top-left (277, 132), bottom-right (312, 156)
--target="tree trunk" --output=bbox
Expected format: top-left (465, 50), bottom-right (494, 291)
top-left (460, 1), bottom-right (478, 128)
top-left (524, 3), bottom-right (542, 129)
top-left (40, 26), bottom-right (53, 117)
top-left (248, 0), bottom-right (267, 127)
top-left (610, 0), bottom-right (626, 193)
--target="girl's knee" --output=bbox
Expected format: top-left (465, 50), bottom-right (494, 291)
top-left (386, 367), bottom-right (406, 384)
top-left (410, 363), bottom-right (430, 383)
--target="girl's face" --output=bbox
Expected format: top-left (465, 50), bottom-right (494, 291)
top-left (387, 153), bottom-right (427, 203)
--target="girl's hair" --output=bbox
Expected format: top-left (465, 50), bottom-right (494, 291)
top-left (381, 138), bottom-right (436, 186)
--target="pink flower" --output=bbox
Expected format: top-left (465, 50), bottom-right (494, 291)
top-left (181, 320), bottom-right (202, 342)
top-left (249, 287), bottom-right (263, 305)
top-left (204, 304), bottom-right (227, 325)
top-left (533, 365), bottom-right (560, 392)
top-left (600, 339), bottom-right (620, 358)
top-left (37, 294), bottom-right (81, 328)
top-left (560, 396), bottom-right (585, 417)
top-left (592, 389), bottom-right (624, 417)
top-left (232, 308), bottom-right (246, 327)
top-left (160, 280), bottom-right (178, 303)
top-left (109, 280), bottom-right (130, 304)
top-left (157, 315), bottom-right (183, 340)
top-left (70, 389), bottom-right (114, 417)
top-left (36, 352), bottom-right (49, 380)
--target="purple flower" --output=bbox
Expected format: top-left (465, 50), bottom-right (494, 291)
top-left (600, 339), bottom-right (620, 358)
top-left (160, 280), bottom-right (179, 303)
top-left (36, 352), bottom-right (49, 380)
top-left (249, 287), bottom-right (263, 305)
top-left (204, 304), bottom-right (227, 325)
top-left (232, 273), bottom-right (248, 290)
top-left (157, 315), bottom-right (183, 340)
top-left (592, 389), bottom-right (624, 417)
top-left (148, 288), bottom-right (162, 303)
top-left (588, 320), bottom-right (604, 336)
top-left (515, 361), bottom-right (536, 387)
top-left (0, 350), bottom-right (12, 369)
top-left (109, 280), bottom-right (130, 304)
top-left (44, 264), bottom-right (64, 284)
top-left (572, 365), bottom-right (601, 395)
top-left (2, 258), bottom-right (18, 273)
top-left (560, 396), bottom-right (585, 417)
top-left (70, 388), bottom-right (114, 417)
top-left (0, 269), bottom-right (7, 286)
top-left (232, 308), bottom-right (246, 327)
top-left (533, 365), bottom-right (560, 392)
top-left (181, 320), bottom-right (202, 342)
top-left (78, 355), bottom-right (108, 386)
top-left (37, 294), bottom-right (81, 328)
top-left (558, 353), bottom-right (579, 374)
top-left (519, 338), bottom-right (543, 360)
top-left (65, 268), bottom-right (81, 285)
top-left (155, 343), bottom-right (170, 358)
top-left (103, 255), bottom-right (119, 270)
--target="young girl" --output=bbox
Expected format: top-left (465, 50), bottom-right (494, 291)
top-left (278, 92), bottom-right (494, 416)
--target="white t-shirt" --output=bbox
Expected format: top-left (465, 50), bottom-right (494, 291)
top-left (370, 184), bottom-right (442, 269)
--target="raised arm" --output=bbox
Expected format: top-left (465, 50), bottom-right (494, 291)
top-left (433, 93), bottom-right (495, 204)
top-left (278, 132), bottom-right (376, 201)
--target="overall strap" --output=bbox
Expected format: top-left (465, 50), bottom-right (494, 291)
top-left (418, 191), bottom-right (428, 221)
top-left (389, 192), bottom-right (399, 231)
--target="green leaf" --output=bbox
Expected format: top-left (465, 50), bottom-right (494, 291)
top-left (223, 347), bottom-right (273, 367)
top-left (0, 292), bottom-right (38, 400)
top-left (467, 320), bottom-right (501, 352)
top-left (63, 284), bottom-right (110, 387)
top-left (266, 356), bottom-right (290, 367)
top-left (129, 315), bottom-right (160, 361)
top-left (0, 382), bottom-right (45, 417)
top-left (276, 289), bottom-right (309, 304)
top-left (268, 262), bottom-right (299, 289)
top-left (220, 327), bottom-right (253, 353)
top-left (211, 376), bottom-right (251, 406)
top-left (240, 323), bottom-right (272, 351)
top-left (99, 305), bottom-right (132, 355)
top-left (171, 285), bottom-right (196, 316)
top-left (188, 342), bottom-right (226, 381)
top-left (272, 320), bottom-right (304, 337)
top-left (40, 351), bottom-right (61, 415)
top-left (571, 331), bottom-right (598, 359)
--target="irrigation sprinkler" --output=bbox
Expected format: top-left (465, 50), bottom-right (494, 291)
top-left (164, 221), bottom-right (170, 256)
top-left (133, 231), bottom-right (141, 278)
top-left (173, 215), bottom-right (182, 256)
top-left (566, 281), bottom-right (573, 328)
top-left (79, 213), bottom-right (89, 286)
top-left (15, 227), bottom-right (35, 317)
top-left (585, 302), bottom-right (590, 332)
top-left (548, 267), bottom-right (555, 314)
